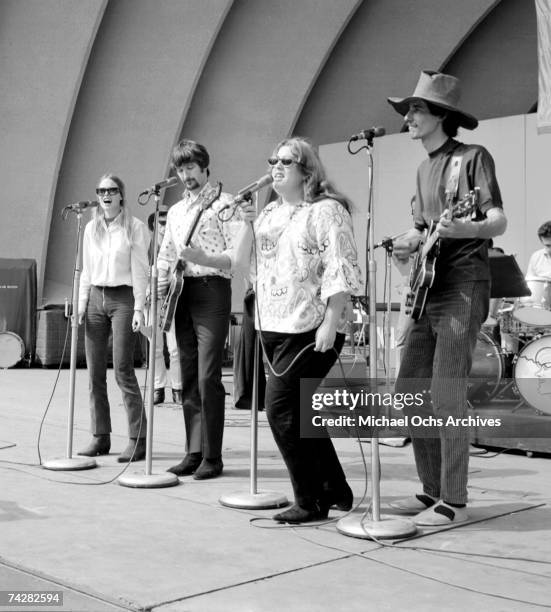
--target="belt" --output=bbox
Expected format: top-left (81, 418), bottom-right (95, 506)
top-left (92, 284), bottom-right (132, 290)
top-left (183, 276), bottom-right (229, 283)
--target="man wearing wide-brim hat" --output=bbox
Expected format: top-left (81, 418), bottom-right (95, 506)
top-left (387, 70), bottom-right (508, 526)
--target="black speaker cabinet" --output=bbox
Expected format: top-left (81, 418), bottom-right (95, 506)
top-left (0, 258), bottom-right (37, 363)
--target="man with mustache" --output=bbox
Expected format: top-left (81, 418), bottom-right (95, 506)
top-left (157, 140), bottom-right (239, 480)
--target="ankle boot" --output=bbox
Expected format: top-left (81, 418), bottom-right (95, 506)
top-left (77, 435), bottom-right (111, 457)
top-left (117, 438), bottom-right (146, 463)
top-left (193, 457), bottom-right (223, 480)
top-left (273, 503), bottom-right (328, 524)
top-left (323, 482), bottom-right (354, 511)
top-left (167, 453), bottom-right (202, 476)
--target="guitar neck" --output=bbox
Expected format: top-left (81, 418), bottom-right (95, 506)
top-left (183, 207), bottom-right (204, 247)
top-left (419, 190), bottom-right (477, 259)
top-left (180, 184), bottom-right (222, 249)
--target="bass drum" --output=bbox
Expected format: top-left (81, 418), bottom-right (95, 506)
top-left (513, 279), bottom-right (551, 327)
top-left (468, 331), bottom-right (504, 402)
top-left (0, 331), bottom-right (25, 368)
top-left (514, 334), bottom-right (551, 414)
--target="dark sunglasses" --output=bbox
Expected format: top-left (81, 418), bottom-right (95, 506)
top-left (96, 187), bottom-right (120, 196)
top-left (267, 157), bottom-right (300, 167)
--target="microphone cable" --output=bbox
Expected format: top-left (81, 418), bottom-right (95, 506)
top-left (288, 522), bottom-right (551, 609)
top-left (0, 231), bottom-right (149, 485)
top-left (247, 198), bottom-right (381, 529)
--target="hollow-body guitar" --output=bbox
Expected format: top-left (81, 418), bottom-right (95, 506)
top-left (159, 183), bottom-right (222, 332)
top-left (404, 187), bottom-right (479, 321)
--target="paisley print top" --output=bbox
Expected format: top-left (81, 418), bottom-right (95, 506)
top-left (252, 198), bottom-right (362, 333)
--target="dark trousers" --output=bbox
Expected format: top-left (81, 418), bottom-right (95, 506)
top-left (85, 285), bottom-right (146, 439)
top-left (174, 276), bottom-right (231, 459)
top-left (395, 280), bottom-right (489, 504)
top-left (261, 329), bottom-right (348, 509)
top-left (233, 289), bottom-right (266, 409)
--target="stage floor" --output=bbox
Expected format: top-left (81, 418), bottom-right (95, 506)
top-left (0, 367), bottom-right (549, 611)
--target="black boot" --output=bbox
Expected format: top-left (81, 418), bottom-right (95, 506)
top-left (167, 453), bottom-right (202, 476)
top-left (117, 438), bottom-right (146, 463)
top-left (273, 503), bottom-right (328, 524)
top-left (323, 482), bottom-right (354, 511)
top-left (193, 457), bottom-right (223, 480)
top-left (77, 435), bottom-right (111, 457)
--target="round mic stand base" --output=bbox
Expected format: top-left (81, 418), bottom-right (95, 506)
top-left (219, 491), bottom-right (288, 510)
top-left (118, 472), bottom-right (179, 489)
top-left (42, 457), bottom-right (97, 471)
top-left (336, 514), bottom-right (417, 540)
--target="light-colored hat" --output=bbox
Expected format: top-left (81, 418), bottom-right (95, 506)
top-left (387, 70), bottom-right (478, 130)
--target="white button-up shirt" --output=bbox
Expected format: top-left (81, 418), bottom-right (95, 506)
top-left (79, 214), bottom-right (150, 313)
top-left (526, 248), bottom-right (551, 281)
top-left (157, 182), bottom-right (239, 279)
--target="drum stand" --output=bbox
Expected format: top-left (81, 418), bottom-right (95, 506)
top-left (337, 136), bottom-right (416, 539)
top-left (43, 209), bottom-right (96, 471)
top-left (119, 189), bottom-right (178, 488)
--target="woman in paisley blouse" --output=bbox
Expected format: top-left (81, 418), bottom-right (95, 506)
top-left (234, 136), bottom-right (362, 523)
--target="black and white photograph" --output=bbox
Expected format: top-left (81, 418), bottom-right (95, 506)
top-left (0, 1), bottom-right (550, 610)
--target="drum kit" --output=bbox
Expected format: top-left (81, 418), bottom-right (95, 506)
top-left (470, 278), bottom-right (551, 415)
top-left (0, 330), bottom-right (25, 368)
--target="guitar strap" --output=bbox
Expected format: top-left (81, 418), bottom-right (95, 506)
top-left (444, 154), bottom-right (463, 205)
top-left (173, 191), bottom-right (208, 276)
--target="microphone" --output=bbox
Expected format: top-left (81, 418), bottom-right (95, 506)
top-left (63, 201), bottom-right (98, 211)
top-left (61, 200), bottom-right (98, 219)
top-left (235, 173), bottom-right (273, 203)
top-left (350, 127), bottom-right (386, 141)
top-left (373, 230), bottom-right (409, 249)
top-left (374, 236), bottom-right (394, 250)
top-left (139, 176), bottom-right (179, 202)
top-left (220, 174), bottom-right (274, 212)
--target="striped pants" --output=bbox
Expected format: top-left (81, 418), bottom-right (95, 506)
top-left (395, 281), bottom-right (489, 504)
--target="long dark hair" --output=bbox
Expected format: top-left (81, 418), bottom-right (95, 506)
top-left (425, 101), bottom-right (461, 138)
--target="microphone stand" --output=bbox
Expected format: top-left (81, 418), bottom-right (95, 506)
top-left (43, 209), bottom-right (97, 471)
top-left (220, 193), bottom-right (288, 510)
top-left (119, 189), bottom-right (178, 488)
top-left (219, 331), bottom-right (288, 509)
top-left (336, 136), bottom-right (416, 539)
top-left (383, 241), bottom-right (393, 386)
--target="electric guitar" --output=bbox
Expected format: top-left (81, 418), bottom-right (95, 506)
top-left (404, 187), bottom-right (479, 321)
top-left (159, 182), bottom-right (222, 332)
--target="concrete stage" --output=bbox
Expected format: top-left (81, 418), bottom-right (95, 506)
top-left (0, 367), bottom-right (550, 611)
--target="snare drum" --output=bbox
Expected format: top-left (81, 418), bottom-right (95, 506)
top-left (0, 331), bottom-right (25, 368)
top-left (513, 334), bottom-right (551, 415)
top-left (513, 279), bottom-right (551, 327)
top-left (468, 331), bottom-right (504, 402)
